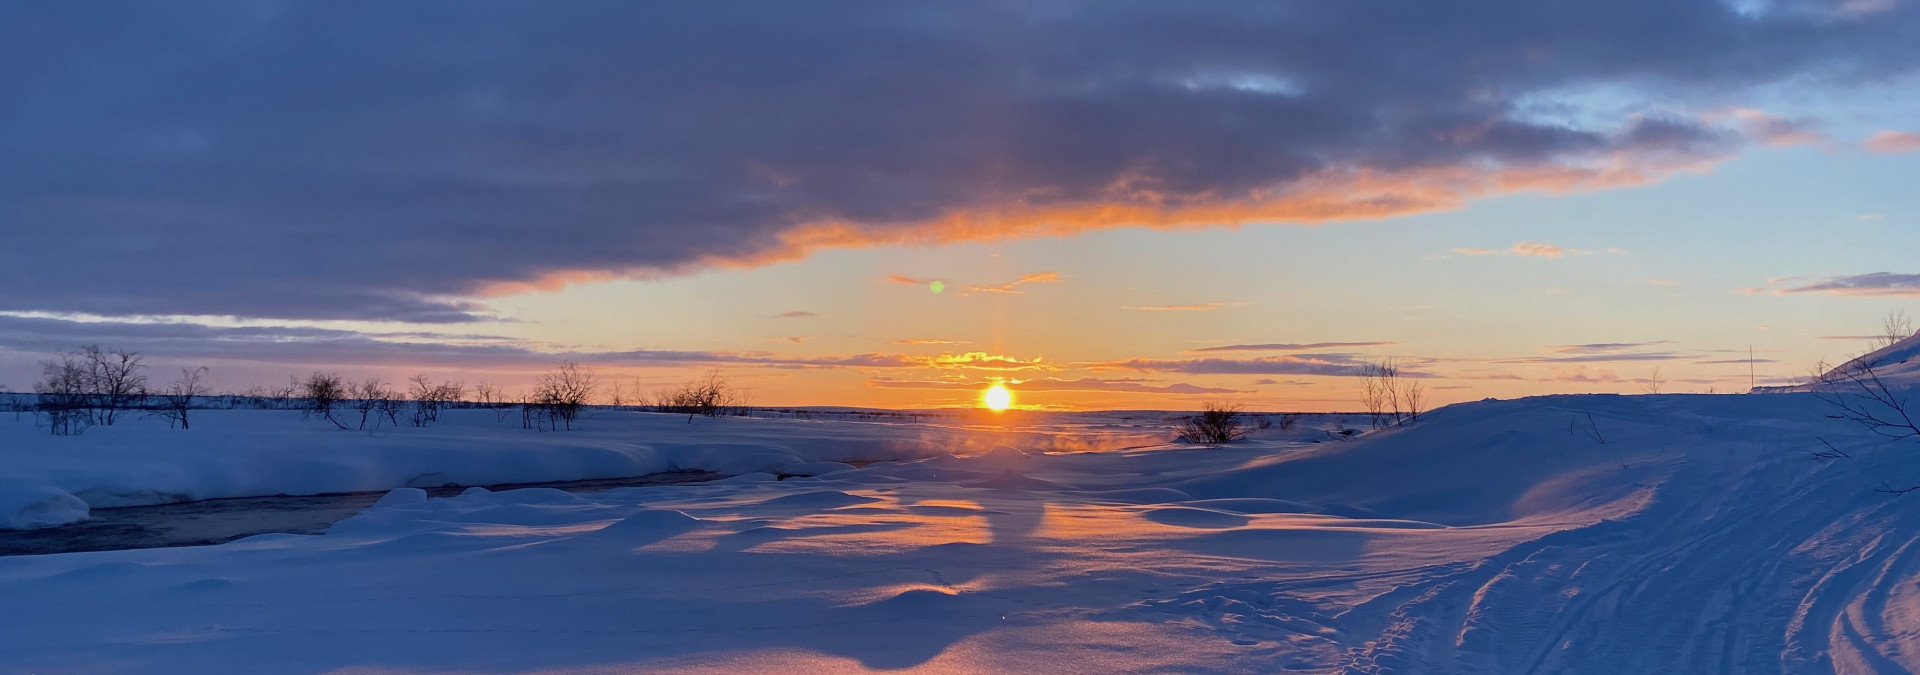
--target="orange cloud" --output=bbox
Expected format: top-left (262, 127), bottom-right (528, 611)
top-left (913, 351), bottom-right (1057, 371)
top-left (964, 271), bottom-right (1065, 295)
top-left (1865, 130), bottom-right (1920, 154)
top-left (466, 151), bottom-right (1727, 298)
top-left (1453, 241), bottom-right (1581, 258)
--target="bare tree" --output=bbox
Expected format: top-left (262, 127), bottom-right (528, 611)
top-left (407, 375), bottom-right (464, 427)
top-left (1178, 402), bottom-right (1249, 444)
top-left (532, 362), bottom-right (596, 430)
top-left (1643, 367), bottom-right (1664, 394)
top-left (474, 381), bottom-right (499, 408)
top-left (301, 372), bottom-right (351, 429)
top-left (63, 345), bottom-right (149, 425)
top-left (150, 367), bottom-right (210, 430)
top-left (1360, 357), bottom-right (1424, 428)
top-left (654, 370), bottom-right (744, 421)
top-left (34, 355), bottom-right (92, 436)
top-left (1881, 309), bottom-right (1915, 349)
top-left (347, 377), bottom-right (400, 430)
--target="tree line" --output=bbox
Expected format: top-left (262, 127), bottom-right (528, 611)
top-left (20, 345), bottom-right (753, 436)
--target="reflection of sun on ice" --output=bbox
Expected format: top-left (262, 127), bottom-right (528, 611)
top-left (982, 383), bottom-right (1013, 411)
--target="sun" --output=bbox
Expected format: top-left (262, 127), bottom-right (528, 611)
top-left (982, 383), bottom-right (1013, 411)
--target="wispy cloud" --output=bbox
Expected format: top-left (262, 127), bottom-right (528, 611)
top-left (772, 310), bottom-right (818, 319)
top-left (866, 376), bottom-right (1245, 394)
top-left (1123, 302), bottom-right (1234, 312)
top-left (885, 275), bottom-right (939, 286)
top-left (1189, 341), bottom-right (1399, 353)
top-left (1714, 108), bottom-right (1825, 147)
top-left (964, 272), bottom-right (1064, 295)
top-left (886, 338), bottom-right (971, 346)
top-left (1088, 354), bottom-right (1386, 377)
top-left (0, 314), bottom-right (923, 373)
top-left (1450, 241), bottom-right (1586, 258)
top-left (912, 352), bottom-right (1057, 371)
top-left (1864, 130), bottom-right (1920, 154)
top-left (1763, 273), bottom-right (1920, 297)
top-left (1546, 341), bottom-right (1675, 355)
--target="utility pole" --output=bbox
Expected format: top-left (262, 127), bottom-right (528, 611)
top-left (1749, 345), bottom-right (1755, 391)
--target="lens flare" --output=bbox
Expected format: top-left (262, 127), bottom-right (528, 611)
top-left (982, 383), bottom-right (1013, 411)
top-left (929, 280), bottom-right (945, 294)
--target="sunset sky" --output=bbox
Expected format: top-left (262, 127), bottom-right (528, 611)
top-left (4, 1), bottom-right (1920, 409)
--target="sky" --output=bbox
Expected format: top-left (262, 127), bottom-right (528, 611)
top-left (3, 1), bottom-right (1920, 410)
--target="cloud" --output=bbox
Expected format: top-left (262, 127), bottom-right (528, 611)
top-left (1501, 352), bottom-right (1688, 363)
top-left (1546, 341), bottom-right (1675, 355)
top-left (6, 3), bottom-right (1916, 320)
top-left (1767, 273), bottom-right (1920, 297)
top-left (1715, 108), bottom-right (1825, 147)
top-left (1124, 302), bottom-right (1234, 312)
top-left (1189, 341), bottom-right (1399, 353)
top-left (1088, 354), bottom-right (1386, 377)
top-left (964, 272), bottom-right (1064, 295)
top-left (0, 314), bottom-right (920, 372)
top-left (885, 275), bottom-right (939, 286)
top-left (886, 338), bottom-right (971, 345)
top-left (773, 311), bottom-right (818, 319)
top-left (1452, 241), bottom-right (1583, 258)
top-left (1549, 366), bottom-right (1626, 383)
top-left (1864, 130), bottom-right (1920, 154)
top-left (866, 376), bottom-right (1244, 394)
top-left (913, 352), bottom-right (1057, 371)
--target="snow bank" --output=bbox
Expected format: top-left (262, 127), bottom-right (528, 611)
top-left (0, 481), bottom-right (88, 529)
top-left (0, 408), bottom-right (1188, 530)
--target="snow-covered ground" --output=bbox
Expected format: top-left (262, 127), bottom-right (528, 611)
top-left (4, 383), bottom-right (1920, 671)
top-left (0, 407), bottom-right (1249, 530)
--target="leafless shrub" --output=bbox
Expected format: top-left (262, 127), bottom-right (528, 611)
top-left (301, 372), bottom-right (350, 430)
top-left (1360, 357), bottom-right (1425, 429)
top-left (653, 370), bottom-right (745, 420)
top-left (1571, 411), bottom-right (1606, 444)
top-left (407, 375), bottom-right (464, 427)
top-left (149, 367), bottom-right (210, 430)
top-left (1881, 309), bottom-right (1914, 349)
top-left (1277, 412), bottom-right (1304, 431)
top-left (530, 362), bottom-right (596, 430)
top-left (474, 381), bottom-right (499, 408)
top-left (73, 345), bottom-right (148, 425)
top-left (34, 356), bottom-right (92, 436)
top-left (1642, 367), bottom-right (1664, 394)
top-left (1178, 402), bottom-right (1249, 444)
top-left (347, 377), bottom-right (400, 430)
top-left (1814, 359), bottom-right (1919, 444)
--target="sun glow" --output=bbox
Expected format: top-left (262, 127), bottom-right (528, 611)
top-left (982, 383), bottom-right (1013, 411)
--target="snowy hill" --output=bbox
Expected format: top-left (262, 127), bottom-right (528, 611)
top-left (1830, 332), bottom-right (1920, 383)
top-left (4, 394), bottom-right (1920, 672)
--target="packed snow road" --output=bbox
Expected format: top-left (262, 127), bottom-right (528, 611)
top-left (2, 394), bottom-right (1918, 673)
